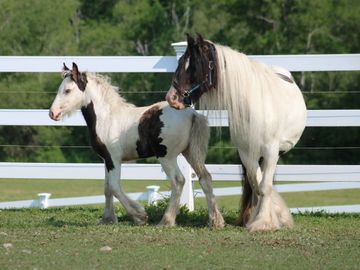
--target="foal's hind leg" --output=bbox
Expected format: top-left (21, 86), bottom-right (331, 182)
top-left (183, 151), bottom-right (224, 229)
top-left (158, 158), bottom-right (185, 227)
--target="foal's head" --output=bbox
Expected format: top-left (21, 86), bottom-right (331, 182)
top-left (49, 62), bottom-right (88, 121)
top-left (166, 34), bottom-right (218, 109)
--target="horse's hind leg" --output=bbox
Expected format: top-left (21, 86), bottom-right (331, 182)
top-left (235, 164), bottom-right (258, 227)
top-left (236, 155), bottom-right (261, 227)
top-left (158, 157), bottom-right (185, 227)
top-left (183, 150), bottom-right (224, 229)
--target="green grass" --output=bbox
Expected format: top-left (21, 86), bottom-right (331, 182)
top-left (1, 179), bottom-right (359, 269)
top-left (0, 207), bottom-right (359, 270)
top-left (1, 179), bottom-right (359, 212)
top-left (0, 179), bottom-right (177, 201)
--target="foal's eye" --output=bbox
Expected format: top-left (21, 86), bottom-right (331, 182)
top-left (64, 89), bottom-right (71, 95)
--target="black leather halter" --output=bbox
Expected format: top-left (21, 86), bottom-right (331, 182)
top-left (172, 59), bottom-right (215, 107)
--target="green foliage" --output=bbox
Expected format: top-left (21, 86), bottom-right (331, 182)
top-left (144, 197), bottom-right (217, 227)
top-left (0, 0), bottom-right (359, 165)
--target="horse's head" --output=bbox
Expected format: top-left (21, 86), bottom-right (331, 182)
top-left (166, 34), bottom-right (218, 109)
top-left (49, 62), bottom-right (88, 121)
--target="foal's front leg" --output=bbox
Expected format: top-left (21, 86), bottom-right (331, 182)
top-left (99, 165), bottom-right (118, 224)
top-left (106, 162), bottom-right (148, 225)
top-left (158, 158), bottom-right (185, 227)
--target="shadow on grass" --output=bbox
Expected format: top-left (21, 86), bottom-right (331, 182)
top-left (8, 200), bottom-right (357, 228)
top-left (118, 198), bottom-right (239, 227)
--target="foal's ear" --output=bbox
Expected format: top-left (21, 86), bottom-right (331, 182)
top-left (71, 62), bottom-right (80, 80)
top-left (62, 63), bottom-right (71, 78)
top-left (71, 62), bottom-right (87, 91)
top-left (63, 63), bottom-right (70, 71)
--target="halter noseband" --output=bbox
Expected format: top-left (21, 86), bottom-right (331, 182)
top-left (172, 60), bottom-right (215, 107)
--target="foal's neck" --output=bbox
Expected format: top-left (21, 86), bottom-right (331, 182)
top-left (80, 77), bottom-right (133, 131)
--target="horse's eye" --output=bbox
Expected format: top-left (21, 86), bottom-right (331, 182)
top-left (64, 89), bottom-right (71, 95)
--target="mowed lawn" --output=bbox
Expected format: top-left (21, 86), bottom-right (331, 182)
top-left (1, 178), bottom-right (359, 210)
top-left (0, 207), bottom-right (359, 270)
top-left (0, 178), bottom-right (359, 269)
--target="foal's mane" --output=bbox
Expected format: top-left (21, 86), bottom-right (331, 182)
top-left (86, 73), bottom-right (134, 107)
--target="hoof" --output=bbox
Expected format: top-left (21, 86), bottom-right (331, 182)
top-left (280, 215), bottom-right (294, 229)
top-left (233, 216), bottom-right (245, 227)
top-left (209, 212), bottom-right (225, 229)
top-left (158, 216), bottom-right (176, 227)
top-left (247, 219), bottom-right (280, 233)
top-left (133, 213), bottom-right (148, 226)
top-left (98, 216), bottom-right (118, 225)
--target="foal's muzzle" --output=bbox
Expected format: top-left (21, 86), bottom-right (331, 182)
top-left (49, 109), bottom-right (61, 121)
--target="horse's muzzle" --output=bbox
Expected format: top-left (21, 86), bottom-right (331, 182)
top-left (165, 87), bottom-right (186, 110)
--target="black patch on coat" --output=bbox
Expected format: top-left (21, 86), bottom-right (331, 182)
top-left (81, 102), bottom-right (115, 172)
top-left (276, 73), bottom-right (294, 84)
top-left (136, 106), bottom-right (167, 158)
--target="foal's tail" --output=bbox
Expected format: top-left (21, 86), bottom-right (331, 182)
top-left (184, 112), bottom-right (210, 166)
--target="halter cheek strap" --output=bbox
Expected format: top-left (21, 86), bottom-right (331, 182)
top-left (183, 84), bottom-right (201, 106)
top-left (180, 60), bottom-right (214, 106)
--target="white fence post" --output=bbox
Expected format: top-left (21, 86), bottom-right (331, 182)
top-left (171, 41), bottom-right (187, 60)
top-left (177, 154), bottom-right (194, 211)
top-left (37, 193), bottom-right (51, 209)
top-left (146, 185), bottom-right (160, 205)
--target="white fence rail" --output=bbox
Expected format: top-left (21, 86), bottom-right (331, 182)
top-left (1, 163), bottom-right (360, 182)
top-left (1, 53), bottom-right (359, 72)
top-left (1, 109), bottom-right (360, 127)
top-left (0, 45), bottom-right (359, 213)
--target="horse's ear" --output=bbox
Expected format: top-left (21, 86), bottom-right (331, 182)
top-left (186, 33), bottom-right (195, 49)
top-left (196, 33), bottom-right (205, 45)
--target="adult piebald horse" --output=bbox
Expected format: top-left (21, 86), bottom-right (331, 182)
top-left (166, 34), bottom-right (307, 232)
top-left (49, 63), bottom-right (224, 228)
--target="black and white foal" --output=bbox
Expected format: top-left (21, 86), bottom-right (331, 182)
top-left (49, 63), bottom-right (224, 228)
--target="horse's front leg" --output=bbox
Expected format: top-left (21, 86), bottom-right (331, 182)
top-left (247, 146), bottom-right (292, 232)
top-left (107, 162), bottom-right (147, 225)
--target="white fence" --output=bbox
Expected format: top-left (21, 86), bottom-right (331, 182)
top-left (0, 43), bottom-right (359, 213)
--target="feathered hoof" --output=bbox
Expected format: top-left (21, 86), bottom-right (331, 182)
top-left (279, 214), bottom-right (294, 229)
top-left (246, 218), bottom-right (280, 233)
